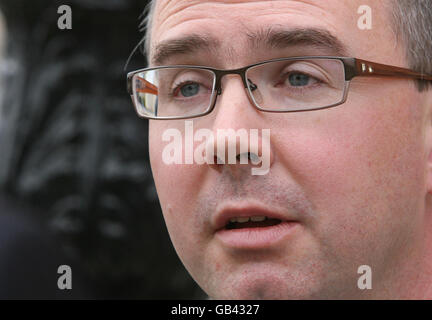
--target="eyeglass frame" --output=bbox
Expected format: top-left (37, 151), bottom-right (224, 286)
top-left (126, 56), bottom-right (432, 120)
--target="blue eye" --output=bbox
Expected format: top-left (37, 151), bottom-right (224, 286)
top-left (288, 73), bottom-right (311, 86)
top-left (180, 83), bottom-right (200, 97)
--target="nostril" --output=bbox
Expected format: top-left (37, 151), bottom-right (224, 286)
top-left (236, 152), bottom-right (260, 164)
top-left (214, 155), bottom-right (224, 164)
top-left (236, 152), bottom-right (252, 163)
top-left (249, 152), bottom-right (260, 163)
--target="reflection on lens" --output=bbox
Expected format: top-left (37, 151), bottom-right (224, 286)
top-left (132, 68), bottom-right (216, 118)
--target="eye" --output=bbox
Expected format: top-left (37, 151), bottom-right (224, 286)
top-left (287, 73), bottom-right (314, 86)
top-left (177, 82), bottom-right (200, 97)
top-left (171, 80), bottom-right (212, 99)
top-left (284, 72), bottom-right (320, 87)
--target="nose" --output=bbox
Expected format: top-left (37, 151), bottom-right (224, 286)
top-left (205, 75), bottom-right (274, 177)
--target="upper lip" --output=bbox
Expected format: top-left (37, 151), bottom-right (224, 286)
top-left (213, 203), bottom-right (297, 232)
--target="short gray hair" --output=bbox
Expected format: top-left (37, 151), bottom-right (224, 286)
top-left (141, 0), bottom-right (157, 61)
top-left (142, 0), bottom-right (432, 91)
top-left (391, 0), bottom-right (432, 91)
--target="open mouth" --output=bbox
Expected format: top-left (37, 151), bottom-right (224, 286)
top-left (214, 208), bottom-right (298, 249)
top-left (225, 216), bottom-right (283, 230)
top-left (217, 216), bottom-right (297, 249)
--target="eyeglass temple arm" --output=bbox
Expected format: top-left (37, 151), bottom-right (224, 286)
top-left (350, 58), bottom-right (432, 81)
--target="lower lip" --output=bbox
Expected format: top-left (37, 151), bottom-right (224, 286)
top-left (215, 221), bottom-right (299, 249)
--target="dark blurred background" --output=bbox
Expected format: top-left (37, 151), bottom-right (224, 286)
top-left (0, 0), bottom-right (205, 299)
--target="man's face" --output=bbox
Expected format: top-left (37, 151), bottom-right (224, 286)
top-left (148, 0), bottom-right (432, 299)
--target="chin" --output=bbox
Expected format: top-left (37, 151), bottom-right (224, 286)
top-left (207, 270), bottom-right (325, 300)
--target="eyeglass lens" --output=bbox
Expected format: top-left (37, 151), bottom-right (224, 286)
top-left (132, 59), bottom-right (346, 118)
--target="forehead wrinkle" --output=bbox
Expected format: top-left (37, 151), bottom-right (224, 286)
top-left (152, 0), bottom-right (373, 66)
top-left (151, 26), bottom-right (348, 67)
top-left (245, 25), bottom-right (348, 56)
top-left (154, 0), bottom-right (353, 30)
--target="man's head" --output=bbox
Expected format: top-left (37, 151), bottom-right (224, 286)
top-left (143, 0), bottom-right (432, 299)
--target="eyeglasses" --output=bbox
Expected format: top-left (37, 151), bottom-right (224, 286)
top-left (126, 56), bottom-right (432, 120)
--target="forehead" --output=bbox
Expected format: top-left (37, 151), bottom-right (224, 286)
top-left (151, 0), bottom-right (396, 66)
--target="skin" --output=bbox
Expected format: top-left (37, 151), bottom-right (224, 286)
top-left (148, 0), bottom-right (432, 299)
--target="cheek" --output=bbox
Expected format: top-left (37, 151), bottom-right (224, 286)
top-left (149, 122), bottom-right (205, 250)
top-left (149, 128), bottom-right (202, 208)
top-left (273, 88), bottom-right (425, 250)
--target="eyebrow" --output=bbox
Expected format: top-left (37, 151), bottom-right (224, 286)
top-left (151, 34), bottom-right (220, 65)
top-left (151, 27), bottom-right (348, 66)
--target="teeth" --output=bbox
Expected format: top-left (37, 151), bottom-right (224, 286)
top-left (250, 216), bottom-right (266, 222)
top-left (229, 216), bottom-right (267, 223)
